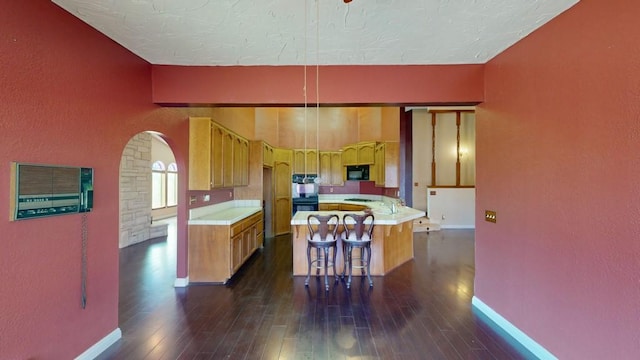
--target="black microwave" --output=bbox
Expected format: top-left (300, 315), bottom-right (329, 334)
top-left (346, 165), bottom-right (370, 181)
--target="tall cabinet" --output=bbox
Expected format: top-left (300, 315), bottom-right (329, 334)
top-left (188, 117), bottom-right (250, 190)
top-left (273, 148), bottom-right (292, 235)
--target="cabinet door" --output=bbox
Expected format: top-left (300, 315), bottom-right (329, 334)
top-left (292, 149), bottom-right (305, 174)
top-left (233, 136), bottom-right (243, 186)
top-left (231, 234), bottom-right (243, 273)
top-left (263, 142), bottom-right (274, 167)
top-left (330, 152), bottom-right (343, 185)
top-left (384, 142), bottom-right (400, 188)
top-left (222, 131), bottom-right (234, 187)
top-left (306, 149), bottom-right (318, 174)
top-left (211, 123), bottom-right (224, 188)
top-left (342, 145), bottom-right (357, 166)
top-left (240, 138), bottom-right (249, 186)
top-left (188, 117), bottom-right (212, 190)
top-left (274, 161), bottom-right (292, 235)
top-left (358, 142), bottom-right (376, 165)
top-left (318, 152), bottom-right (332, 185)
top-left (374, 142), bottom-right (385, 186)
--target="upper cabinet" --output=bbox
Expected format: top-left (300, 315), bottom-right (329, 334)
top-left (262, 142), bottom-right (274, 167)
top-left (189, 117), bottom-right (213, 191)
top-left (341, 145), bottom-right (357, 166)
top-left (340, 141), bottom-right (375, 166)
top-left (357, 142), bottom-right (375, 165)
top-left (188, 117), bottom-right (250, 190)
top-left (318, 151), bottom-right (343, 186)
top-left (292, 149), bottom-right (318, 174)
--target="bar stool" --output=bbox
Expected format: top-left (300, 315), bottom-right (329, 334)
top-left (341, 213), bottom-right (375, 289)
top-left (305, 214), bottom-right (340, 291)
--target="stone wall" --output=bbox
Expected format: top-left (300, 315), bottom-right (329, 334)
top-left (119, 132), bottom-right (152, 248)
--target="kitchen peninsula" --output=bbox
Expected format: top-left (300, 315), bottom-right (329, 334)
top-left (290, 196), bottom-right (425, 276)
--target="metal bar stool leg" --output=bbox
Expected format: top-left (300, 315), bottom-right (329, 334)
top-left (305, 244), bottom-right (311, 286)
top-left (366, 245), bottom-right (373, 287)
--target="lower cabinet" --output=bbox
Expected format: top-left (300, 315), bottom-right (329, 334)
top-left (189, 211), bottom-right (263, 283)
top-left (318, 203), bottom-right (368, 211)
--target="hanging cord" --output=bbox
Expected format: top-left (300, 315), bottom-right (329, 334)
top-left (303, 0), bottom-right (308, 179)
top-left (315, 0), bottom-right (320, 174)
top-left (81, 212), bottom-right (88, 309)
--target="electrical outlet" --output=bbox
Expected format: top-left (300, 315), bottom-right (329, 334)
top-left (441, 214), bottom-right (445, 220)
top-left (485, 210), bottom-right (497, 223)
top-left (203, 194), bottom-right (210, 202)
top-left (330, 187), bottom-right (334, 193)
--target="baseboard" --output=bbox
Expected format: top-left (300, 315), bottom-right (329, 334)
top-left (174, 276), bottom-right (189, 287)
top-left (74, 327), bottom-right (121, 360)
top-left (472, 296), bottom-right (557, 360)
top-left (441, 224), bottom-right (475, 229)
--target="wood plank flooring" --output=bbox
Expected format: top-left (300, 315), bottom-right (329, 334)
top-left (96, 223), bottom-right (526, 359)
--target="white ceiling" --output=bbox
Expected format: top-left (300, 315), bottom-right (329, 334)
top-left (52, 0), bottom-right (579, 66)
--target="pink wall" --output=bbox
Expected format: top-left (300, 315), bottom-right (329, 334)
top-left (0, 1), bottom-right (191, 358)
top-left (152, 64), bottom-right (485, 106)
top-left (476, 1), bottom-right (640, 358)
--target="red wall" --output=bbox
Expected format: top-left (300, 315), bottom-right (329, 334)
top-left (476, 0), bottom-right (640, 358)
top-left (0, 1), bottom-right (191, 358)
top-left (152, 64), bottom-right (485, 106)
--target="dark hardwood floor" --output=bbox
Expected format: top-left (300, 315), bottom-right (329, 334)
top-left (97, 221), bottom-right (526, 360)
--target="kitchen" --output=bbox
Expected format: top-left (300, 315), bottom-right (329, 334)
top-left (185, 106), bottom-right (429, 283)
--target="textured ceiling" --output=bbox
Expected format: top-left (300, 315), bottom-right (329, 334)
top-left (52, 0), bottom-right (579, 66)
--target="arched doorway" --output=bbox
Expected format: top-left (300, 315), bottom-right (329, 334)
top-left (118, 130), bottom-right (178, 262)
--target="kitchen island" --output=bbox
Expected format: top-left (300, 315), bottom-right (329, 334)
top-left (290, 199), bottom-right (425, 276)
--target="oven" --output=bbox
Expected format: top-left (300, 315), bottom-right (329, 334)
top-left (292, 195), bottom-right (319, 215)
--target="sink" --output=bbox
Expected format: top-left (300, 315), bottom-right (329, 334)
top-left (343, 198), bottom-right (375, 202)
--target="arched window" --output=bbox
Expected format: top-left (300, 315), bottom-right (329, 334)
top-left (152, 161), bottom-right (166, 209)
top-left (166, 163), bottom-right (178, 207)
top-left (152, 161), bottom-right (178, 209)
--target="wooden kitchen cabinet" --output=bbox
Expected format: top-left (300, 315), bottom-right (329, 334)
top-left (330, 152), bottom-right (343, 185)
top-left (274, 148), bottom-right (292, 235)
top-left (188, 117), bottom-right (213, 190)
top-left (318, 151), bottom-right (331, 184)
top-left (341, 145), bottom-right (357, 166)
top-left (318, 203), bottom-right (368, 211)
top-left (262, 142), bottom-right (274, 167)
top-left (222, 130), bottom-right (235, 187)
top-left (189, 117), bottom-right (251, 190)
top-left (318, 151), bottom-right (343, 186)
top-left (357, 142), bottom-right (376, 165)
top-left (233, 136), bottom-right (249, 186)
top-left (188, 211), bottom-right (263, 283)
top-left (210, 122), bottom-right (225, 188)
top-left (293, 149), bottom-right (318, 174)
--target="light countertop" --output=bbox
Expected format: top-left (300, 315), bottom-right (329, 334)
top-left (291, 203), bottom-right (425, 226)
top-left (188, 200), bottom-right (261, 225)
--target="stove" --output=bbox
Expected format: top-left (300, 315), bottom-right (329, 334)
top-left (292, 195), bottom-right (319, 215)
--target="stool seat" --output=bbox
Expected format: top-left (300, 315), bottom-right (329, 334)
top-left (341, 213), bottom-right (375, 289)
top-left (305, 214), bottom-right (340, 291)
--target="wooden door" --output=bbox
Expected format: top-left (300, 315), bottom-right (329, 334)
top-left (274, 161), bottom-right (291, 235)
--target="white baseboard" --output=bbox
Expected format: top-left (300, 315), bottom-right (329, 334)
top-left (174, 276), bottom-right (189, 287)
top-left (74, 327), bottom-right (121, 360)
top-left (472, 296), bottom-right (557, 360)
top-left (441, 224), bottom-right (475, 229)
